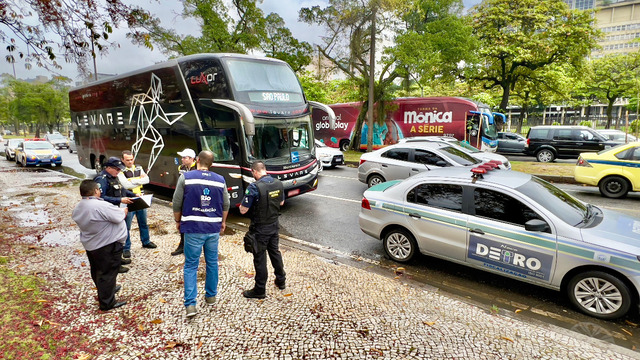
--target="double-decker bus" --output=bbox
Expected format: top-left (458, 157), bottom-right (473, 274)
top-left (313, 97), bottom-right (502, 152)
top-left (69, 53), bottom-right (335, 206)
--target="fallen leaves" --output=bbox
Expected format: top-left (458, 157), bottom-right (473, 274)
top-left (158, 298), bottom-right (167, 303)
top-left (501, 336), bottom-right (514, 342)
top-left (423, 321), bottom-right (436, 326)
top-left (165, 341), bottom-right (183, 349)
top-left (150, 319), bottom-right (163, 324)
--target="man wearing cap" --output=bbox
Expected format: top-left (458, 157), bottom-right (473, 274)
top-left (118, 150), bottom-right (156, 260)
top-left (171, 148), bottom-right (197, 256)
top-left (94, 157), bottom-right (135, 273)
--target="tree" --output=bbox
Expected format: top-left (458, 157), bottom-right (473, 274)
top-left (1, 0), bottom-right (155, 77)
top-left (134, 0), bottom-right (313, 71)
top-left (469, 0), bottom-right (598, 113)
top-left (581, 54), bottom-right (640, 129)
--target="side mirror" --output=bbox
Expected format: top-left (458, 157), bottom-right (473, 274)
top-left (525, 219), bottom-right (549, 232)
top-left (435, 160), bottom-right (449, 167)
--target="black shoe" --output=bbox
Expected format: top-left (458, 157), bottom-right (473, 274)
top-left (121, 257), bottom-right (131, 265)
top-left (171, 247), bottom-right (183, 256)
top-left (101, 301), bottom-right (127, 311)
top-left (118, 266), bottom-right (129, 274)
top-left (122, 250), bottom-right (131, 259)
top-left (243, 288), bottom-right (266, 299)
top-left (114, 285), bottom-right (122, 293)
top-left (142, 242), bottom-right (157, 249)
top-left (274, 280), bottom-right (286, 290)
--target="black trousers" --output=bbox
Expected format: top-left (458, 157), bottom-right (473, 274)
top-left (86, 241), bottom-right (123, 310)
top-left (252, 222), bottom-right (286, 293)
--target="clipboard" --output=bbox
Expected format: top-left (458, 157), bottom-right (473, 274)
top-left (126, 194), bottom-right (153, 212)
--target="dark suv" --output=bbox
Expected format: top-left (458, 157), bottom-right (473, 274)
top-left (525, 126), bottom-right (611, 162)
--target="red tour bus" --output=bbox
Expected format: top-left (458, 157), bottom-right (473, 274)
top-left (313, 97), bottom-right (502, 152)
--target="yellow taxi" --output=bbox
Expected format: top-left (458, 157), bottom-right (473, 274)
top-left (14, 138), bottom-right (63, 167)
top-left (574, 142), bottom-right (640, 198)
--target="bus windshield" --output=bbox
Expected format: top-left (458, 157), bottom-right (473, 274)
top-left (224, 59), bottom-right (305, 105)
top-left (247, 116), bottom-right (313, 165)
top-left (481, 113), bottom-right (498, 139)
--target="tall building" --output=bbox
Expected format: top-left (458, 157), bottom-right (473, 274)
top-left (566, 0), bottom-right (640, 58)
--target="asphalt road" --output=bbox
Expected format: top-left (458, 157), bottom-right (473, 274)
top-left (6, 148), bottom-right (640, 353)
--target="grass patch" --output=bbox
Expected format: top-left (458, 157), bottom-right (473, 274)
top-left (510, 161), bottom-right (575, 177)
top-left (343, 150), bottom-right (363, 163)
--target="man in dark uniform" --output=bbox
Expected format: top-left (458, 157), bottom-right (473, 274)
top-left (94, 157), bottom-right (135, 273)
top-left (239, 161), bottom-right (286, 299)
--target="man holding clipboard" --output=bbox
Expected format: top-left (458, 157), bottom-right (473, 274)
top-left (118, 151), bottom-right (157, 262)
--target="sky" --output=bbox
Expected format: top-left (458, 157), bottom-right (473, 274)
top-left (0, 0), bottom-right (480, 83)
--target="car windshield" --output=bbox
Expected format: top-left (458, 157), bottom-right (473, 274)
top-left (515, 176), bottom-right (587, 226)
top-left (8, 139), bottom-right (22, 146)
top-left (439, 146), bottom-right (481, 165)
top-left (48, 134), bottom-right (66, 140)
top-left (25, 141), bottom-right (54, 150)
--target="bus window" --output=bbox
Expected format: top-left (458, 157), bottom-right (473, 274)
top-left (199, 129), bottom-right (238, 162)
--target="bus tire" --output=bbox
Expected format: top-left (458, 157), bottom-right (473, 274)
top-left (340, 140), bottom-right (350, 152)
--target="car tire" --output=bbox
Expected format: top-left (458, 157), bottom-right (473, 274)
top-left (383, 228), bottom-right (417, 263)
top-left (339, 140), bottom-right (350, 152)
top-left (599, 176), bottom-right (629, 199)
top-left (536, 149), bottom-right (555, 162)
top-left (367, 174), bottom-right (385, 188)
top-left (566, 271), bottom-right (632, 320)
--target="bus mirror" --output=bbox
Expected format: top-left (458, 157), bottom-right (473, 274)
top-left (309, 101), bottom-right (336, 130)
top-left (210, 99), bottom-right (255, 136)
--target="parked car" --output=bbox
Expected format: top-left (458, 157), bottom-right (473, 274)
top-left (596, 129), bottom-right (637, 145)
top-left (358, 142), bottom-right (484, 187)
top-left (574, 142), bottom-right (640, 198)
top-left (525, 125), bottom-right (612, 162)
top-left (359, 166), bottom-right (640, 320)
top-left (497, 132), bottom-right (526, 154)
top-left (5, 138), bottom-right (23, 161)
top-left (315, 139), bottom-right (344, 169)
top-left (398, 136), bottom-right (511, 170)
top-left (44, 133), bottom-right (70, 149)
top-left (14, 138), bottom-right (62, 167)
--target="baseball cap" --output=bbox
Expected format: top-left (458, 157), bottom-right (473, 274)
top-left (178, 148), bottom-right (196, 158)
top-left (104, 157), bottom-right (125, 170)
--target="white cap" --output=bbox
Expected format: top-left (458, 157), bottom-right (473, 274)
top-left (177, 148), bottom-right (196, 158)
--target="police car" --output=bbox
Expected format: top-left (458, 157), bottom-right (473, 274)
top-left (359, 163), bottom-right (640, 320)
top-left (14, 138), bottom-right (63, 167)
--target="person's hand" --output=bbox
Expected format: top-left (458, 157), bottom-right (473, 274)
top-left (175, 222), bottom-right (180, 230)
top-left (121, 197), bottom-right (134, 204)
top-left (220, 222), bottom-right (226, 234)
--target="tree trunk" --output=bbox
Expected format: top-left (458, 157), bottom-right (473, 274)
top-left (350, 101), bottom-right (369, 151)
top-left (606, 98), bottom-right (614, 129)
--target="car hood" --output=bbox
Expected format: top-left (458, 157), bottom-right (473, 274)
top-left (316, 147), bottom-right (343, 156)
top-left (581, 208), bottom-right (640, 254)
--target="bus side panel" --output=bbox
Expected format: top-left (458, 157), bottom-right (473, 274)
top-left (312, 104), bottom-right (361, 149)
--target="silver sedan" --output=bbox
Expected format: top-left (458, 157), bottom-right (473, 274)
top-left (359, 166), bottom-right (640, 320)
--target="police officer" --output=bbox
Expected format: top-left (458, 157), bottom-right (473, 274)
top-left (171, 148), bottom-right (197, 256)
top-left (118, 150), bottom-right (156, 260)
top-left (239, 161), bottom-right (286, 299)
top-left (94, 157), bottom-right (135, 273)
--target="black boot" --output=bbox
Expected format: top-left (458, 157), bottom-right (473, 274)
top-left (171, 238), bottom-right (184, 256)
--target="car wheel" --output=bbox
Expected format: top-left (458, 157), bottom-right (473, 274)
top-left (567, 271), bottom-right (631, 320)
top-left (383, 228), bottom-right (417, 263)
top-left (536, 149), bottom-right (555, 162)
top-left (599, 176), bottom-right (629, 199)
top-left (367, 174), bottom-right (385, 188)
top-left (339, 140), bottom-right (350, 152)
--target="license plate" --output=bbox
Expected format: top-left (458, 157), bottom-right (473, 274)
top-left (287, 189), bottom-right (300, 197)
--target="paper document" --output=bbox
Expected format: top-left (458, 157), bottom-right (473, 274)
top-left (124, 194), bottom-right (153, 212)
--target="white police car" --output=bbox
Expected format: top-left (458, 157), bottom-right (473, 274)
top-left (359, 164), bottom-right (640, 320)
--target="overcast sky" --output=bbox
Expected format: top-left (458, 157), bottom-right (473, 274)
top-left (0, 0), bottom-right (480, 83)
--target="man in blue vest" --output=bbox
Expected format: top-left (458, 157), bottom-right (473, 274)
top-left (172, 150), bottom-right (229, 317)
top-left (239, 161), bottom-right (286, 299)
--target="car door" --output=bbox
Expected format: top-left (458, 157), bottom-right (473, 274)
top-left (379, 148), bottom-right (412, 181)
top-left (577, 129), bottom-right (604, 154)
top-left (465, 186), bottom-right (557, 286)
top-left (501, 133), bottom-right (525, 153)
top-left (404, 183), bottom-right (468, 261)
top-left (410, 148), bottom-right (449, 177)
top-left (622, 146), bottom-right (640, 191)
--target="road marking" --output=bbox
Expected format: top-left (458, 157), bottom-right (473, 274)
top-left (309, 192), bottom-right (361, 204)
top-left (319, 173), bottom-right (359, 181)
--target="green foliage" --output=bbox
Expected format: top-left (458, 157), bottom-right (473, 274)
top-left (469, 0), bottom-right (599, 112)
top-left (578, 120), bottom-right (593, 128)
top-left (631, 119), bottom-right (640, 133)
top-left (551, 122), bottom-right (561, 126)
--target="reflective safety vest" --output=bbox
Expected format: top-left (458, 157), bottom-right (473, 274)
top-left (123, 165), bottom-right (144, 195)
top-left (178, 162), bottom-right (196, 175)
top-left (180, 170), bottom-right (226, 234)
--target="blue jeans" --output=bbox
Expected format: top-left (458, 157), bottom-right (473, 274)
top-left (124, 209), bottom-right (150, 251)
top-left (183, 233), bottom-right (219, 307)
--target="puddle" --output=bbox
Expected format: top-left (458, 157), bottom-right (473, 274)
top-left (22, 229), bottom-right (80, 247)
top-left (15, 209), bottom-right (50, 227)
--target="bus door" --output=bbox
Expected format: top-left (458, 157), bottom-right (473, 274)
top-left (196, 128), bottom-right (244, 206)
